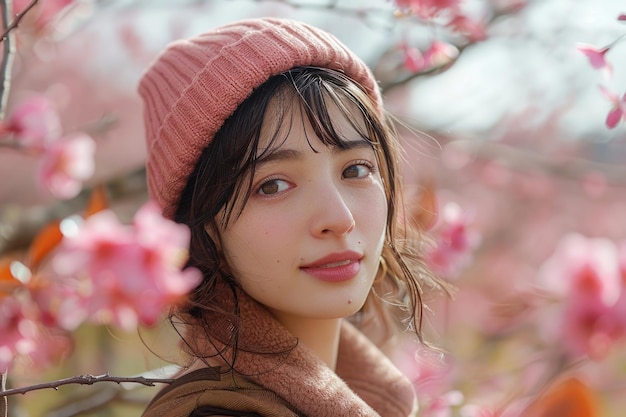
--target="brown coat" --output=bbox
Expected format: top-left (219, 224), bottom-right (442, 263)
top-left (142, 289), bottom-right (416, 417)
top-left (142, 366), bottom-right (298, 416)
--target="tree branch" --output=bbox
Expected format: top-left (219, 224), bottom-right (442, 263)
top-left (0, 373), bottom-right (174, 398)
top-left (0, 0), bottom-right (41, 119)
top-left (380, 1), bottom-right (525, 94)
top-left (1, 372), bottom-right (7, 417)
top-left (0, 0), bottom-right (38, 41)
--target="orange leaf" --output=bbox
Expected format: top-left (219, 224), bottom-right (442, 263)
top-left (409, 180), bottom-right (438, 230)
top-left (521, 377), bottom-right (598, 417)
top-left (0, 258), bottom-right (23, 296)
top-left (27, 219), bottom-right (63, 270)
top-left (84, 184), bottom-right (109, 218)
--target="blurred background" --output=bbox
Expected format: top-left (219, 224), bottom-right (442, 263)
top-left (1, 0), bottom-right (625, 416)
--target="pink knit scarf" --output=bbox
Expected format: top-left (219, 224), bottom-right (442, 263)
top-left (186, 286), bottom-right (416, 417)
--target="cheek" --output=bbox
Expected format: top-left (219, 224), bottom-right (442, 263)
top-left (222, 213), bottom-right (295, 267)
top-left (362, 186), bottom-right (388, 235)
top-left (244, 213), bottom-right (295, 242)
top-left (376, 194), bottom-right (388, 226)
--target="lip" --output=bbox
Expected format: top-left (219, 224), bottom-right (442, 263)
top-left (300, 251), bottom-right (363, 282)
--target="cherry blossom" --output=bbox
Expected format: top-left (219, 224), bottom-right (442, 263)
top-left (51, 201), bottom-right (202, 331)
top-left (538, 234), bottom-right (625, 359)
top-left (37, 133), bottom-right (96, 199)
top-left (538, 234), bottom-right (621, 306)
top-left (560, 295), bottom-right (623, 359)
top-left (402, 42), bottom-right (426, 72)
top-left (598, 85), bottom-right (626, 129)
top-left (576, 43), bottom-right (613, 79)
top-left (427, 202), bottom-right (479, 279)
top-left (0, 95), bottom-right (62, 149)
top-left (447, 15), bottom-right (487, 42)
top-left (423, 40), bottom-right (460, 68)
top-left (0, 96), bottom-right (97, 198)
top-left (0, 297), bottom-right (39, 372)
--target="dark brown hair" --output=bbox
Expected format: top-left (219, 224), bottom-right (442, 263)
top-left (172, 66), bottom-right (445, 364)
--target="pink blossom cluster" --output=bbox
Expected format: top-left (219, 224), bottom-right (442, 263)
top-left (0, 260), bottom-right (74, 373)
top-left (576, 13), bottom-right (626, 129)
top-left (393, 0), bottom-right (509, 73)
top-left (0, 95), bottom-right (95, 199)
top-left (0, 296), bottom-right (40, 373)
top-left (538, 233), bottom-right (626, 360)
top-left (427, 201), bottom-right (480, 280)
top-left (402, 40), bottom-right (461, 73)
top-left (0, 202), bottom-right (201, 372)
top-left (393, 0), bottom-right (494, 38)
top-left (51, 202), bottom-right (202, 331)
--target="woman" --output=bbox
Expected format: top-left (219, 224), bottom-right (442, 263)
top-left (139, 17), bottom-right (446, 417)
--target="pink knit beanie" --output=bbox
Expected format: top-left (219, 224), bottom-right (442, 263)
top-left (138, 17), bottom-right (382, 219)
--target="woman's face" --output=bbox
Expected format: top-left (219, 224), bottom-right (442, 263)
top-left (217, 98), bottom-right (388, 329)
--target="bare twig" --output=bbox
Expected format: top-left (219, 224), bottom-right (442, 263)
top-left (1, 372), bottom-right (7, 417)
top-left (0, 0), bottom-right (40, 118)
top-left (0, 373), bottom-right (174, 398)
top-left (0, 0), bottom-right (38, 41)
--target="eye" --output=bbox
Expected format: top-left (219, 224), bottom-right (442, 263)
top-left (342, 162), bottom-right (373, 179)
top-left (257, 179), bottom-right (291, 196)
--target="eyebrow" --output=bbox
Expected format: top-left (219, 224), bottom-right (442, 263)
top-left (256, 140), bottom-right (373, 167)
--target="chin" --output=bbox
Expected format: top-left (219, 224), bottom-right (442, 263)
top-left (321, 297), bottom-right (369, 319)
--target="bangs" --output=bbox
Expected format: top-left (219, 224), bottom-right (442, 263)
top-left (220, 66), bottom-right (388, 227)
top-left (259, 68), bottom-right (379, 160)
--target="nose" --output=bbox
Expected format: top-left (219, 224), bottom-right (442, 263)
top-left (310, 183), bottom-right (356, 238)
